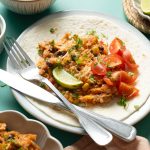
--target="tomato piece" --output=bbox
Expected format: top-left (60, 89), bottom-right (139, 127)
top-left (104, 77), bottom-right (113, 86)
top-left (91, 62), bottom-right (107, 76)
top-left (119, 82), bottom-right (139, 99)
top-left (104, 54), bottom-right (125, 69)
top-left (122, 50), bottom-right (138, 71)
top-left (109, 38), bottom-right (126, 55)
top-left (120, 71), bottom-right (137, 84)
top-left (111, 71), bottom-right (137, 84)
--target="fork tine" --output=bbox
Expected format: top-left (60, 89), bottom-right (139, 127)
top-left (8, 37), bottom-right (28, 66)
top-left (5, 38), bottom-right (26, 69)
top-left (10, 37), bottom-right (34, 66)
top-left (3, 41), bottom-right (21, 69)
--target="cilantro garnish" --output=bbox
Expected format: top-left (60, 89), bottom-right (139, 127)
top-left (50, 27), bottom-right (57, 33)
top-left (87, 30), bottom-right (96, 35)
top-left (76, 59), bottom-right (82, 65)
top-left (87, 30), bottom-right (99, 38)
top-left (73, 34), bottom-right (83, 49)
top-left (38, 49), bottom-right (43, 56)
top-left (75, 38), bottom-right (83, 49)
top-left (117, 96), bottom-right (127, 108)
top-left (101, 33), bottom-right (108, 39)
top-left (72, 93), bottom-right (79, 99)
top-left (71, 55), bottom-right (78, 61)
top-left (89, 75), bottom-right (96, 83)
top-left (50, 40), bottom-right (55, 46)
top-left (106, 71), bottom-right (112, 77)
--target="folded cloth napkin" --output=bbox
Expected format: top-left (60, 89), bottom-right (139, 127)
top-left (64, 135), bottom-right (150, 150)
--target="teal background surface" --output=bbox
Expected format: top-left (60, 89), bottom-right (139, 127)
top-left (0, 0), bottom-right (150, 147)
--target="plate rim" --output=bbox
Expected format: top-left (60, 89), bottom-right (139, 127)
top-left (7, 10), bottom-right (150, 134)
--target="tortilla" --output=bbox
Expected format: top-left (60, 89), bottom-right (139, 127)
top-left (16, 13), bottom-right (150, 127)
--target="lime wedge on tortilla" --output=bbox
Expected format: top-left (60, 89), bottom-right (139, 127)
top-left (52, 67), bottom-right (83, 89)
top-left (141, 0), bottom-right (150, 15)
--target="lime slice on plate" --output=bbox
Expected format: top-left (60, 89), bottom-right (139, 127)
top-left (52, 67), bottom-right (83, 89)
top-left (141, 0), bottom-right (150, 15)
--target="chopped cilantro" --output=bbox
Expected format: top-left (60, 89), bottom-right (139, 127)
top-left (83, 54), bottom-right (88, 58)
top-left (38, 49), bottom-right (43, 56)
top-left (76, 59), bottom-right (82, 65)
top-left (50, 27), bottom-right (57, 33)
top-left (72, 93), bottom-right (79, 99)
top-left (87, 30), bottom-right (99, 38)
top-left (120, 40), bottom-right (125, 46)
top-left (73, 34), bottom-right (83, 49)
top-left (68, 46), bottom-right (76, 53)
top-left (94, 62), bottom-right (98, 67)
top-left (76, 38), bottom-right (82, 45)
top-left (117, 96), bottom-right (127, 108)
top-left (89, 75), bottom-right (96, 83)
top-left (50, 40), bottom-right (55, 46)
top-left (71, 55), bottom-right (78, 61)
top-left (7, 138), bottom-right (15, 143)
top-left (101, 33), bottom-right (108, 39)
top-left (134, 105), bottom-right (140, 111)
top-left (75, 38), bottom-right (83, 49)
top-left (87, 30), bottom-right (96, 35)
top-left (106, 71), bottom-right (112, 77)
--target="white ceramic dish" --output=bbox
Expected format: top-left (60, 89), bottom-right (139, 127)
top-left (1, 0), bottom-right (56, 15)
top-left (0, 15), bottom-right (6, 54)
top-left (7, 11), bottom-right (150, 134)
top-left (0, 110), bottom-right (63, 150)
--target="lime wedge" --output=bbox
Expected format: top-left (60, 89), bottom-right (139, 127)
top-left (141, 0), bottom-right (150, 15)
top-left (52, 67), bottom-right (83, 89)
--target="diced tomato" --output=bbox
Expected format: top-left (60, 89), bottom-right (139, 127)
top-left (109, 38), bottom-right (126, 55)
top-left (104, 54), bottom-right (125, 69)
top-left (91, 62), bottom-right (107, 76)
top-left (104, 77), bottom-right (113, 86)
top-left (122, 50), bottom-right (138, 71)
top-left (120, 71), bottom-right (137, 84)
top-left (118, 82), bottom-right (139, 99)
top-left (111, 71), bottom-right (137, 84)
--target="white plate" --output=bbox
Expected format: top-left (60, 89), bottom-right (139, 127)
top-left (7, 11), bottom-right (150, 134)
top-left (0, 110), bottom-right (63, 150)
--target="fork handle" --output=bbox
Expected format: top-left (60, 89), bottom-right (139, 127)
top-left (76, 107), bottom-right (136, 142)
top-left (41, 78), bottom-right (136, 142)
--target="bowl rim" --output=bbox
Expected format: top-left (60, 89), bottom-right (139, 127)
top-left (132, 0), bottom-right (150, 21)
top-left (7, 0), bottom-right (50, 2)
top-left (0, 15), bottom-right (6, 39)
top-left (0, 110), bottom-right (63, 150)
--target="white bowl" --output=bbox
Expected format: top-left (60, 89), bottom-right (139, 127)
top-left (0, 15), bottom-right (6, 54)
top-left (0, 110), bottom-right (63, 150)
top-left (1, 0), bottom-right (56, 15)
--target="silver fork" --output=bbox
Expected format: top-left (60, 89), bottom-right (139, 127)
top-left (3, 37), bottom-right (136, 142)
top-left (4, 37), bottom-right (113, 146)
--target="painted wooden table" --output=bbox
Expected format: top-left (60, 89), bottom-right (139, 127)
top-left (0, 0), bottom-right (150, 147)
